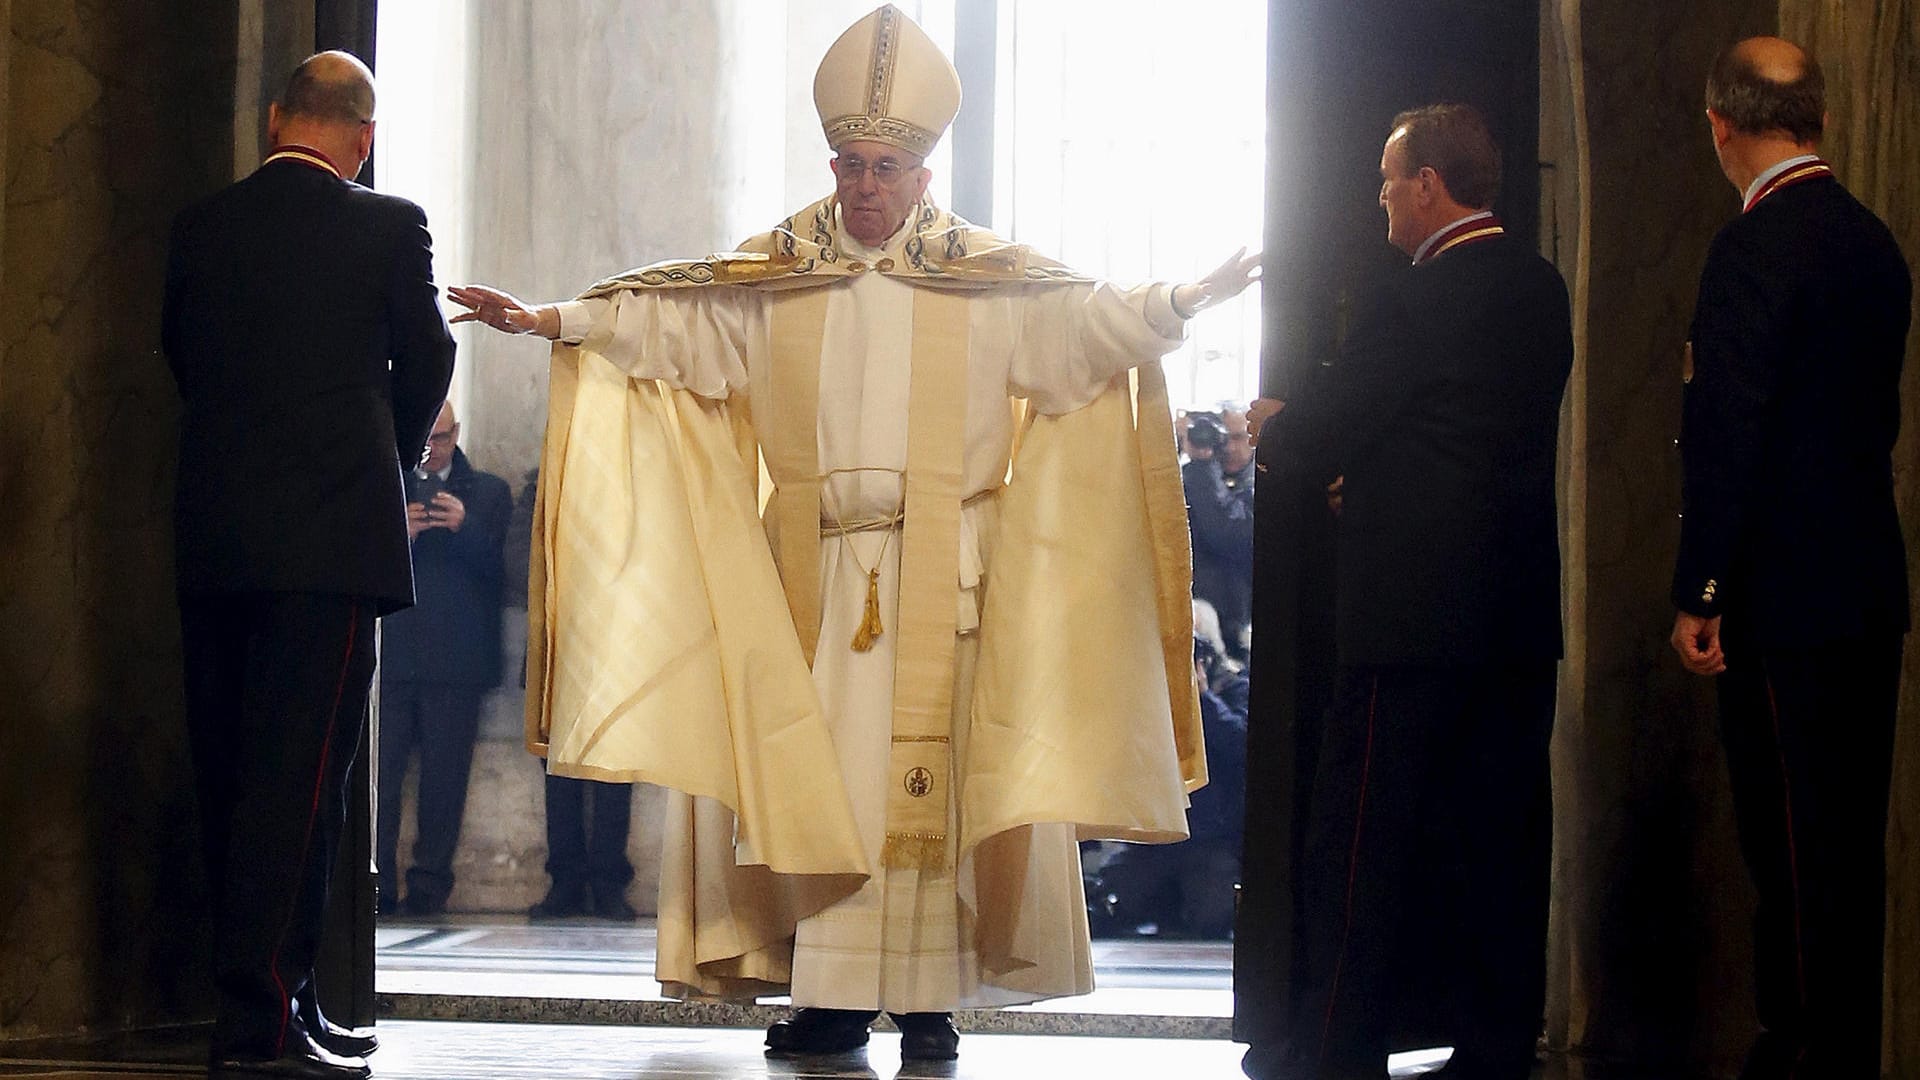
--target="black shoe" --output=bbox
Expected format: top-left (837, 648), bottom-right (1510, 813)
top-left (589, 882), bottom-right (638, 921)
top-left (765, 1007), bottom-right (877, 1055)
top-left (891, 1012), bottom-right (959, 1061)
top-left (295, 996), bottom-right (377, 1059)
top-left (528, 881), bottom-right (588, 919)
top-left (210, 1033), bottom-right (369, 1079)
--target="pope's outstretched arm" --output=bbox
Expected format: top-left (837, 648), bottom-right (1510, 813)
top-left (448, 284), bottom-right (562, 339)
top-left (450, 281), bottom-right (758, 400)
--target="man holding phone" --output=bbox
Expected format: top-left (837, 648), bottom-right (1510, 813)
top-left (377, 400), bottom-right (512, 917)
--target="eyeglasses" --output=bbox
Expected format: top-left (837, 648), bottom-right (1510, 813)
top-left (834, 154), bottom-right (918, 187)
top-left (426, 428), bottom-right (458, 446)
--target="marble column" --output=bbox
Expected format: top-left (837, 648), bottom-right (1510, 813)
top-left (419, 1), bottom-right (794, 914)
top-left (1775, 4), bottom-right (1920, 1073)
top-left (0, 0), bottom-right (240, 1040)
top-left (462, 1), bottom-right (784, 488)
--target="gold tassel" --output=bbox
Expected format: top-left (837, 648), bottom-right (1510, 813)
top-left (850, 566), bottom-right (884, 651)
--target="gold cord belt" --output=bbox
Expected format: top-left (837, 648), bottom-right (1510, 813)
top-left (816, 482), bottom-right (1002, 653)
top-left (817, 484), bottom-right (1003, 538)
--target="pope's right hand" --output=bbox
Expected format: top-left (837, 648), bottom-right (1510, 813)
top-left (448, 284), bottom-right (560, 339)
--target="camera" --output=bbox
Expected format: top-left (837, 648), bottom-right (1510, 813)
top-left (1193, 633), bottom-right (1220, 672)
top-left (1185, 411), bottom-right (1227, 454)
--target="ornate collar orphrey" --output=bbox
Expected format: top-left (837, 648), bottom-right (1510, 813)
top-left (578, 196), bottom-right (1090, 300)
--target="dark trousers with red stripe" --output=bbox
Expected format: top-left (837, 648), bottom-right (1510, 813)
top-left (1284, 661), bottom-right (1556, 1080)
top-left (180, 591), bottom-right (376, 1060)
top-left (1716, 631), bottom-right (1902, 1080)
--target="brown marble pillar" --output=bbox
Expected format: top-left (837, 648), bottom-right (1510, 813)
top-left (1544, 0), bottom-right (1776, 1073)
top-left (0, 0), bottom-right (237, 1042)
top-left (1775, 5), bottom-right (1920, 1074)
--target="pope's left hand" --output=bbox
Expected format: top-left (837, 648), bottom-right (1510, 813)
top-left (1172, 248), bottom-right (1263, 318)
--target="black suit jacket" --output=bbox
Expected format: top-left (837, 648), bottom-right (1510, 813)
top-left (163, 156), bottom-right (456, 614)
top-left (1674, 175), bottom-right (1912, 648)
top-left (379, 449), bottom-right (512, 687)
top-left (1262, 234), bottom-right (1573, 666)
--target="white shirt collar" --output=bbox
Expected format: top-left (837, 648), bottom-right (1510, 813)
top-left (1411, 210), bottom-right (1494, 265)
top-left (1742, 154), bottom-right (1821, 208)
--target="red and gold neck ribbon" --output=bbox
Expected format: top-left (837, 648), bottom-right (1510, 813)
top-left (1743, 159), bottom-right (1832, 214)
top-left (261, 144), bottom-right (342, 179)
top-left (1415, 214), bottom-right (1505, 266)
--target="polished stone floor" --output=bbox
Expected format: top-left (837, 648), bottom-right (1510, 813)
top-left (0, 1021), bottom-right (1701, 1078)
top-left (375, 919), bottom-right (1233, 1036)
top-left (0, 923), bottom-right (1709, 1077)
top-left (0, 1020), bottom-right (1442, 1079)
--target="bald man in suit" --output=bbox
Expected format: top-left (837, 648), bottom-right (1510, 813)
top-left (1670, 37), bottom-right (1911, 1080)
top-left (164, 51), bottom-right (454, 1080)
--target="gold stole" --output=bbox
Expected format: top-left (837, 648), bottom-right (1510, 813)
top-left (887, 290), bottom-right (967, 869)
top-left (1134, 362), bottom-right (1207, 781)
top-left (761, 285), bottom-right (970, 870)
top-left (763, 290), bottom-right (828, 661)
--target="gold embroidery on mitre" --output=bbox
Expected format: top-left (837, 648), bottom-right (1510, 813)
top-left (815, 5), bottom-right (961, 159)
top-left (868, 5), bottom-right (897, 119)
top-left (822, 116), bottom-right (944, 160)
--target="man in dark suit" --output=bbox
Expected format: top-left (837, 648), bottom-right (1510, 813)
top-left (1241, 104), bottom-right (1571, 1080)
top-left (163, 51), bottom-right (455, 1080)
top-left (376, 400), bottom-right (511, 918)
top-left (1669, 37), bottom-right (1911, 1080)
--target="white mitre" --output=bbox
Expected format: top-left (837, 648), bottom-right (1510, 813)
top-left (813, 4), bottom-right (962, 159)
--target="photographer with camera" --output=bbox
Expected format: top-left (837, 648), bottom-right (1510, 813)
top-left (1183, 406), bottom-right (1256, 661)
top-left (377, 400), bottom-right (512, 916)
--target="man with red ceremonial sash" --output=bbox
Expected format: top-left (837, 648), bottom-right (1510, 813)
top-left (1669, 37), bottom-right (1911, 1080)
top-left (1242, 103), bottom-right (1571, 1080)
